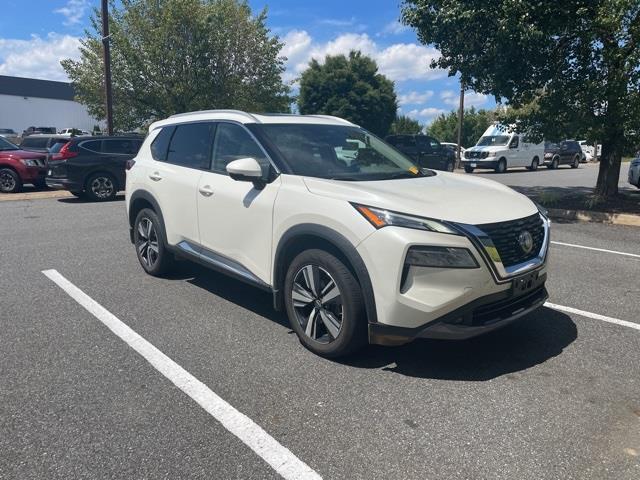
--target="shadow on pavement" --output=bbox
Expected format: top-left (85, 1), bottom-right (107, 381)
top-left (161, 263), bottom-right (577, 381)
top-left (344, 307), bottom-right (577, 381)
top-left (173, 262), bottom-right (290, 329)
top-left (57, 194), bottom-right (125, 204)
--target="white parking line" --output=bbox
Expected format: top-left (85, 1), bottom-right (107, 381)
top-left (545, 302), bottom-right (640, 332)
top-left (42, 269), bottom-right (321, 480)
top-left (551, 241), bottom-right (640, 259)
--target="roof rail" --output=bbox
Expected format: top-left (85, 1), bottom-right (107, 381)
top-left (305, 114), bottom-right (356, 126)
top-left (168, 109), bottom-right (260, 122)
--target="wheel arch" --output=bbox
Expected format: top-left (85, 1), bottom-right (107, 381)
top-left (128, 189), bottom-right (167, 244)
top-left (273, 224), bottom-right (377, 324)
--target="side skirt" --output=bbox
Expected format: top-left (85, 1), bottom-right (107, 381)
top-left (173, 240), bottom-right (272, 292)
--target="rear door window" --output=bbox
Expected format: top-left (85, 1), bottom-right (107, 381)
top-left (80, 140), bottom-right (103, 153)
top-left (166, 122), bottom-right (215, 170)
top-left (103, 139), bottom-right (138, 155)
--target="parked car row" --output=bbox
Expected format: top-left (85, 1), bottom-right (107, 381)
top-left (385, 134), bottom-right (457, 171)
top-left (460, 124), bottom-right (587, 173)
top-left (0, 134), bottom-right (142, 198)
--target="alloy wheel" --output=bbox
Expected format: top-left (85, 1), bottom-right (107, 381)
top-left (0, 171), bottom-right (16, 192)
top-left (291, 264), bottom-right (343, 344)
top-left (91, 176), bottom-right (114, 199)
top-left (136, 217), bottom-right (160, 268)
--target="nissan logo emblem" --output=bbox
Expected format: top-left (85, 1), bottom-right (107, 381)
top-left (518, 230), bottom-right (534, 254)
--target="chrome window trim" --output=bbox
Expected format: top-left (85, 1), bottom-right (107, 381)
top-left (453, 213), bottom-right (550, 283)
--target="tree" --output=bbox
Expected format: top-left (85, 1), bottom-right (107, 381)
top-left (389, 115), bottom-right (423, 135)
top-left (428, 107), bottom-right (495, 147)
top-left (62, 0), bottom-right (291, 131)
top-left (402, 0), bottom-right (640, 197)
top-left (298, 51), bottom-right (398, 137)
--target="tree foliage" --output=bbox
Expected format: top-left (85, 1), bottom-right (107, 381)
top-left (298, 51), bottom-right (398, 137)
top-left (389, 115), bottom-right (423, 135)
top-left (427, 107), bottom-right (495, 147)
top-left (62, 0), bottom-right (291, 131)
top-left (402, 0), bottom-right (640, 196)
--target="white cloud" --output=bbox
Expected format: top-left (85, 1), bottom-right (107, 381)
top-left (379, 20), bottom-right (410, 36)
top-left (0, 33), bottom-right (81, 81)
top-left (281, 30), bottom-right (445, 84)
top-left (441, 89), bottom-right (489, 108)
top-left (406, 107), bottom-right (447, 124)
top-left (398, 90), bottom-right (434, 106)
top-left (54, 0), bottom-right (90, 26)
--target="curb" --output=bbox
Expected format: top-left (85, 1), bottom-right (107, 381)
top-left (0, 190), bottom-right (73, 202)
top-left (547, 208), bottom-right (640, 227)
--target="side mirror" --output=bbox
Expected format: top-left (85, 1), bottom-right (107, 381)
top-left (226, 157), bottom-right (265, 190)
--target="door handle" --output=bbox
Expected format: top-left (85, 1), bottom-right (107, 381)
top-left (199, 185), bottom-right (214, 197)
top-left (149, 172), bottom-right (162, 181)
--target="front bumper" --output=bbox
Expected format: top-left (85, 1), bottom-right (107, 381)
top-left (370, 282), bottom-right (548, 344)
top-left (356, 215), bottom-right (549, 345)
top-left (21, 166), bottom-right (47, 182)
top-left (461, 159), bottom-right (498, 169)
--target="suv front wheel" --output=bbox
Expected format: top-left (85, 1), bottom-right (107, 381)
top-left (284, 249), bottom-right (366, 358)
top-left (134, 208), bottom-right (174, 276)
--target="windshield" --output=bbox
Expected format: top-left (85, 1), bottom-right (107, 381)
top-left (0, 137), bottom-right (18, 151)
top-left (476, 135), bottom-right (510, 147)
top-left (256, 124), bottom-right (424, 181)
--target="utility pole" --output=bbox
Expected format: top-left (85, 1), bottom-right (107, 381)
top-left (101, 0), bottom-right (114, 135)
top-left (456, 83), bottom-right (465, 168)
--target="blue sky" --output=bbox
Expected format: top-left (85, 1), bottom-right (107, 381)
top-left (0, 0), bottom-right (494, 123)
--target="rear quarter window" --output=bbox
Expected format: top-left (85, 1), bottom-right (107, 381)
top-left (150, 126), bottom-right (175, 161)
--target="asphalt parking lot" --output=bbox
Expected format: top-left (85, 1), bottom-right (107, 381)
top-left (1, 188), bottom-right (639, 479)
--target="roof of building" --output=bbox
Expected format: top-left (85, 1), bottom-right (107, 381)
top-left (0, 75), bottom-right (75, 101)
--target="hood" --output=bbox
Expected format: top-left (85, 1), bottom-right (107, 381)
top-left (0, 149), bottom-right (46, 160)
top-left (467, 145), bottom-right (507, 153)
top-left (303, 172), bottom-right (537, 225)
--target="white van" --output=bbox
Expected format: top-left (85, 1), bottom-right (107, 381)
top-left (461, 124), bottom-right (544, 173)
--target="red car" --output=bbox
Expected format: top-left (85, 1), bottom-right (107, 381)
top-left (0, 136), bottom-right (47, 193)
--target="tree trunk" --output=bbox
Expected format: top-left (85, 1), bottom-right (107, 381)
top-left (594, 132), bottom-right (624, 197)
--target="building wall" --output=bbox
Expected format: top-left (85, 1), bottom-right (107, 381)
top-left (0, 94), bottom-right (103, 134)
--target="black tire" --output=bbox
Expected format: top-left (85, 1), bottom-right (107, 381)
top-left (0, 168), bottom-right (22, 193)
top-left (495, 158), bottom-right (507, 173)
top-left (547, 157), bottom-right (559, 169)
top-left (445, 161), bottom-right (455, 172)
top-left (85, 172), bottom-right (117, 201)
top-left (527, 157), bottom-right (539, 171)
top-left (464, 165), bottom-right (475, 173)
top-left (284, 249), bottom-right (366, 358)
top-left (570, 155), bottom-right (580, 169)
top-left (133, 208), bottom-right (175, 276)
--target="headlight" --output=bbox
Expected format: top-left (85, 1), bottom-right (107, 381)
top-left (481, 152), bottom-right (489, 159)
top-left (405, 246), bottom-right (479, 268)
top-left (20, 159), bottom-right (38, 166)
top-left (353, 204), bottom-right (460, 235)
top-left (544, 153), bottom-right (553, 159)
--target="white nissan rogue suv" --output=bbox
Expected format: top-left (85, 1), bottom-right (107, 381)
top-left (126, 110), bottom-right (550, 357)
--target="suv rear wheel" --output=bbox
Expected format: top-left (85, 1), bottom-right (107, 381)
top-left (0, 168), bottom-right (22, 193)
top-left (86, 172), bottom-right (117, 201)
top-left (284, 249), bottom-right (366, 358)
top-left (134, 208), bottom-right (174, 276)
top-left (571, 154), bottom-right (580, 169)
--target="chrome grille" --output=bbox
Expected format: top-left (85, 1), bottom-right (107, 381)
top-left (477, 213), bottom-right (545, 267)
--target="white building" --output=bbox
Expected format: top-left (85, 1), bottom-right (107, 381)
top-left (0, 75), bottom-right (103, 134)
